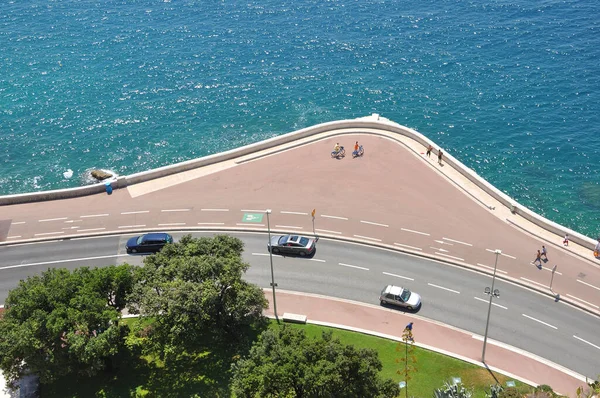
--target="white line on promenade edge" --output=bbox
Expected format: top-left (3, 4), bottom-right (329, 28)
top-left (241, 209), bottom-right (266, 213)
top-left (394, 242), bottom-right (422, 251)
top-left (118, 224), bottom-right (146, 229)
top-left (121, 210), bottom-right (150, 215)
top-left (474, 296), bottom-right (508, 309)
top-left (434, 240), bottom-right (453, 246)
top-left (77, 228), bottom-right (107, 233)
top-left (573, 335), bottom-right (600, 350)
top-left (200, 208), bottom-right (228, 212)
top-left (11, 221), bottom-right (26, 225)
top-left (7, 236), bottom-right (22, 239)
top-left (275, 225), bottom-right (303, 229)
top-left (485, 248), bottom-right (516, 259)
top-left (158, 223), bottom-right (186, 226)
top-left (382, 271), bottom-right (414, 281)
top-left (236, 223), bottom-right (265, 227)
top-left (401, 228), bottom-right (430, 236)
top-left (62, 226), bottom-right (80, 230)
top-left (522, 314), bottom-right (557, 330)
top-left (339, 262), bottom-right (369, 271)
top-left (80, 213), bottom-right (109, 218)
top-left (442, 237), bottom-right (473, 246)
top-left (39, 217), bottom-right (68, 222)
top-left (542, 266), bottom-right (562, 275)
top-left (281, 211), bottom-right (308, 215)
top-left (428, 283), bottom-right (460, 294)
top-left (520, 277), bottom-right (548, 289)
top-left (577, 279), bottom-right (600, 292)
top-left (353, 234), bottom-right (381, 242)
top-left (34, 231), bottom-right (64, 236)
top-left (360, 220), bottom-right (389, 228)
top-left (566, 294), bottom-right (600, 309)
top-left (198, 222), bottom-right (225, 225)
top-left (431, 247), bottom-right (449, 252)
top-left (476, 263), bottom-right (508, 274)
top-left (321, 214), bottom-right (348, 220)
top-left (435, 252), bottom-right (464, 261)
top-left (315, 228), bottom-right (342, 235)
top-left (0, 254), bottom-right (130, 271)
top-left (163, 208), bottom-right (192, 212)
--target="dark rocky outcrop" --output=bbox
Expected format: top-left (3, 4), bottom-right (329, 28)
top-left (90, 169), bottom-right (113, 181)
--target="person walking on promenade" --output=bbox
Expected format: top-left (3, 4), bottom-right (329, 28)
top-left (534, 250), bottom-right (542, 268)
top-left (563, 234), bottom-right (569, 246)
top-left (438, 149), bottom-right (443, 165)
top-left (594, 238), bottom-right (600, 258)
top-left (426, 145), bottom-right (433, 158)
top-left (354, 141), bottom-right (359, 153)
top-left (541, 245), bottom-right (548, 261)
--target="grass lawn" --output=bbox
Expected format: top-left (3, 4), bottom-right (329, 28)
top-left (41, 318), bottom-right (534, 397)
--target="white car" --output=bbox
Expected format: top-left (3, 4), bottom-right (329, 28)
top-left (379, 285), bottom-right (421, 311)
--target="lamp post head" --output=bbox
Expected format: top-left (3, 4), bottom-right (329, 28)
top-left (494, 249), bottom-right (502, 255)
top-left (266, 209), bottom-right (272, 214)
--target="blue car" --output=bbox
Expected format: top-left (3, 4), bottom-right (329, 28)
top-left (126, 233), bottom-right (173, 254)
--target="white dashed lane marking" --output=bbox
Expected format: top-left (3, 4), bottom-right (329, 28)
top-left (315, 228), bottom-right (342, 235)
top-left (476, 263), bottom-right (508, 274)
top-left (427, 283), bottom-right (460, 294)
top-left (118, 224), bottom-right (146, 229)
top-left (435, 252), bottom-right (464, 262)
top-left (321, 214), bottom-right (348, 220)
top-left (573, 335), bottom-right (600, 350)
top-left (339, 262), bottom-right (369, 271)
top-left (281, 211), bottom-right (308, 215)
top-left (353, 234), bottom-right (381, 242)
top-left (158, 223), bottom-right (186, 226)
top-left (382, 272), bottom-right (414, 281)
top-left (34, 231), bottom-right (64, 236)
top-left (11, 221), bottom-right (26, 225)
top-left (199, 208), bottom-right (227, 212)
top-left (80, 214), bottom-right (109, 218)
top-left (566, 294), bottom-right (599, 309)
top-left (401, 228), bottom-right (430, 236)
top-left (442, 237), bottom-right (472, 246)
top-left (121, 211), bottom-right (150, 215)
top-left (474, 296), bottom-right (507, 309)
top-left (577, 279), bottom-right (600, 292)
top-left (522, 314), bottom-right (557, 330)
top-left (39, 217), bottom-right (68, 222)
top-left (275, 225), bottom-right (302, 229)
top-left (360, 220), bottom-right (389, 227)
top-left (394, 242), bottom-right (422, 251)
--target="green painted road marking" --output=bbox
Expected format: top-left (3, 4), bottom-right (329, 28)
top-left (242, 213), bottom-right (264, 223)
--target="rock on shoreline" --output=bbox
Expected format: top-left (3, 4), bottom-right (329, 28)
top-left (90, 169), bottom-right (113, 181)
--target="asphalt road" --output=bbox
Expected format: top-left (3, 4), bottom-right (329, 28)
top-left (0, 231), bottom-right (598, 378)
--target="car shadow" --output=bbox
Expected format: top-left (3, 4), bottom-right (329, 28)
top-left (379, 301), bottom-right (422, 314)
top-left (272, 248), bottom-right (317, 259)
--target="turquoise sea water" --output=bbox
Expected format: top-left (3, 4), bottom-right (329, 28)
top-left (1, 0), bottom-right (599, 238)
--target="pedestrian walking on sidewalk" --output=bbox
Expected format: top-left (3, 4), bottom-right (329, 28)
top-left (534, 250), bottom-right (542, 268)
top-left (563, 234), bottom-right (569, 246)
top-left (438, 150), bottom-right (443, 165)
top-left (541, 245), bottom-right (548, 261)
top-left (426, 145), bottom-right (433, 158)
top-left (404, 322), bottom-right (414, 342)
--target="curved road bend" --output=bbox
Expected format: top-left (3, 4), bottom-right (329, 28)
top-left (0, 232), bottom-right (598, 379)
top-left (2, 134), bottom-right (600, 316)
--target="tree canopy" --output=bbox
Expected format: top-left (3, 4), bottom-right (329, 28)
top-left (128, 234), bottom-right (267, 355)
top-left (231, 326), bottom-right (400, 398)
top-left (0, 265), bottom-right (134, 385)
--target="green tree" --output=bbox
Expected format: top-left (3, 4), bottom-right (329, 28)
top-left (127, 234), bottom-right (267, 355)
top-left (231, 326), bottom-right (400, 398)
top-left (0, 265), bottom-right (134, 386)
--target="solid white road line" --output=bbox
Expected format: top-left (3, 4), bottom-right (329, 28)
top-left (7, 236), bottom-right (22, 239)
top-left (476, 263), bottom-right (508, 274)
top-left (353, 234), bottom-right (381, 242)
top-left (158, 223), bottom-right (186, 226)
top-left (435, 252), bottom-right (464, 261)
top-left (401, 228), bottom-right (430, 236)
top-left (198, 222), bottom-right (225, 225)
top-left (542, 266), bottom-right (562, 275)
top-left (200, 208), bottom-right (228, 212)
top-left (11, 221), bottom-right (26, 225)
top-left (241, 209), bottom-right (266, 213)
top-left (394, 242), bottom-right (422, 251)
top-left (442, 237), bottom-right (473, 246)
top-left (566, 294), bottom-right (599, 309)
top-left (80, 214), bottom-right (109, 218)
top-left (427, 283), bottom-right (460, 294)
top-left (236, 223), bottom-right (265, 227)
top-left (520, 277), bottom-right (548, 289)
top-left (339, 262), bottom-right (369, 271)
top-left (275, 225), bottom-right (303, 229)
top-left (39, 217), bottom-right (68, 222)
top-left (162, 208), bottom-right (191, 212)
top-left (573, 335), bottom-right (600, 350)
top-left (382, 272), bottom-right (414, 281)
top-left (34, 231), bottom-right (64, 236)
top-left (522, 314), bottom-right (557, 330)
top-left (121, 210), bottom-right (150, 215)
top-left (77, 228), bottom-right (107, 233)
top-left (118, 224), bottom-right (146, 229)
top-left (360, 220), bottom-right (389, 227)
top-left (474, 296), bottom-right (508, 309)
top-left (0, 254), bottom-right (130, 271)
top-left (315, 228), bottom-right (342, 235)
top-left (321, 214), bottom-right (348, 220)
top-left (577, 279), bottom-right (600, 292)
top-left (281, 211), bottom-right (308, 215)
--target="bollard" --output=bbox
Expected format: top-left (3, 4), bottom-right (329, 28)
top-left (105, 182), bottom-right (113, 195)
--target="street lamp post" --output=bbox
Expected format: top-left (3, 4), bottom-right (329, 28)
top-left (266, 209), bottom-right (279, 323)
top-left (482, 249), bottom-right (501, 363)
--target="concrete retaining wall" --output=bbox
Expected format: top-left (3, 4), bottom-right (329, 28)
top-left (0, 115), bottom-right (594, 249)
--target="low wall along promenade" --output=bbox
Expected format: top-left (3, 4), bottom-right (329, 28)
top-left (0, 114), bottom-right (596, 250)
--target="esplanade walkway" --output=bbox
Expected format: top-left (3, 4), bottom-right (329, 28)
top-left (0, 114), bottom-right (599, 396)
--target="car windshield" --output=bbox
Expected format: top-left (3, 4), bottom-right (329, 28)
top-left (136, 236), bottom-right (144, 244)
top-left (278, 236), bottom-right (288, 245)
top-left (299, 237), bottom-right (310, 246)
top-left (400, 289), bottom-right (411, 302)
